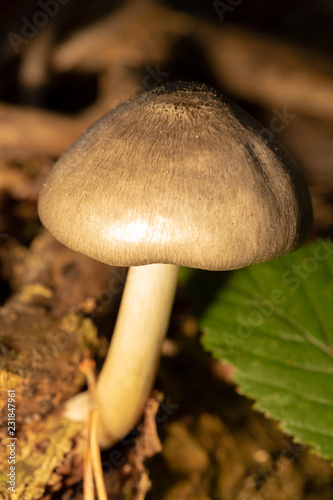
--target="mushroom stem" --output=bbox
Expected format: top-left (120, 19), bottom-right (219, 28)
top-left (95, 263), bottom-right (179, 448)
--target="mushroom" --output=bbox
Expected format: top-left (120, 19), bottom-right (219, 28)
top-left (38, 82), bottom-right (312, 447)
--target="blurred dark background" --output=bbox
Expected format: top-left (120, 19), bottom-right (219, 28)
top-left (1, 0), bottom-right (333, 246)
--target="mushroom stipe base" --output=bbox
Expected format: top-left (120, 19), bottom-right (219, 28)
top-left (96, 263), bottom-right (179, 447)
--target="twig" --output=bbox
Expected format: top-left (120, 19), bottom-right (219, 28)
top-left (80, 359), bottom-right (108, 500)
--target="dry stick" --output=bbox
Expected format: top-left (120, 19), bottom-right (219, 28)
top-left (95, 263), bottom-right (179, 447)
top-left (80, 361), bottom-right (96, 500)
top-left (90, 411), bottom-right (108, 500)
top-left (80, 360), bottom-right (108, 500)
top-left (83, 411), bottom-right (95, 500)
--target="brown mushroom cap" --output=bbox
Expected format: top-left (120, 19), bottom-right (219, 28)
top-left (38, 82), bottom-right (312, 271)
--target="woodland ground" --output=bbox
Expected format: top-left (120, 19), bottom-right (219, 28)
top-left (0, 1), bottom-right (333, 498)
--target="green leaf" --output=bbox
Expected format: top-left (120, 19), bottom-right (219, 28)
top-left (200, 238), bottom-right (333, 460)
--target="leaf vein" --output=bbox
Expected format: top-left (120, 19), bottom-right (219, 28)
top-left (236, 372), bottom-right (333, 406)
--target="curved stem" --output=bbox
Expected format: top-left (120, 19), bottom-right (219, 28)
top-left (95, 263), bottom-right (179, 448)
